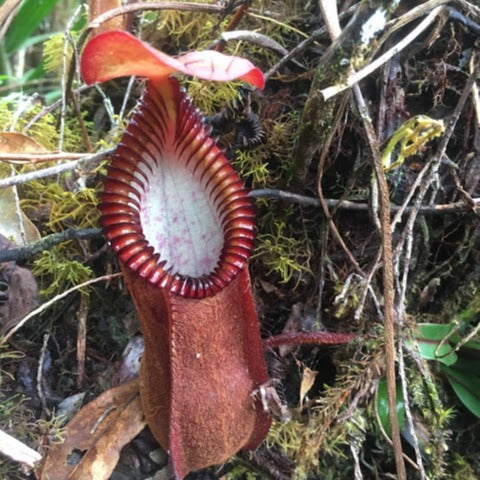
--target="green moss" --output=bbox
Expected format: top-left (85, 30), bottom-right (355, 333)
top-left (32, 247), bottom-right (93, 296)
top-left (43, 32), bottom-right (69, 74)
top-left (226, 464), bottom-right (264, 480)
top-left (21, 182), bottom-right (98, 298)
top-left (233, 147), bottom-right (270, 187)
top-left (264, 111), bottom-right (300, 185)
top-left (21, 180), bottom-right (99, 232)
top-left (153, 7), bottom-right (224, 50)
top-left (450, 454), bottom-right (479, 480)
top-left (185, 78), bottom-right (241, 115)
top-left (0, 101), bottom-right (59, 150)
top-left (254, 218), bottom-right (312, 285)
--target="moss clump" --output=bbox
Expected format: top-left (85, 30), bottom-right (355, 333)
top-left (185, 78), bottom-right (242, 115)
top-left (254, 217), bottom-right (312, 286)
top-left (32, 247), bottom-right (93, 296)
top-left (0, 101), bottom-right (58, 150)
top-left (233, 147), bottom-right (270, 187)
top-left (43, 32), bottom-right (70, 75)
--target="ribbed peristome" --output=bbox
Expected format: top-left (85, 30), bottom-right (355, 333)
top-left (99, 77), bottom-right (255, 298)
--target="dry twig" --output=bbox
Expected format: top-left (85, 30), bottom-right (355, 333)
top-left (321, 5), bottom-right (445, 101)
top-left (353, 83), bottom-right (406, 480)
top-left (0, 429), bottom-right (41, 469)
top-left (0, 149), bottom-right (113, 189)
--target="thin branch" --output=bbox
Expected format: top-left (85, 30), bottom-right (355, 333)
top-left (263, 331), bottom-right (356, 350)
top-left (210, 30), bottom-right (296, 60)
top-left (265, 27), bottom-right (326, 79)
top-left (87, 1), bottom-right (225, 30)
top-left (250, 189), bottom-right (480, 213)
top-left (0, 151), bottom-right (91, 163)
top-left (0, 149), bottom-right (113, 189)
top-left (76, 295), bottom-right (89, 389)
top-left (398, 338), bottom-right (428, 480)
top-left (1, 188), bottom-right (477, 264)
top-left (314, 94), bottom-right (365, 276)
top-left (0, 429), bottom-right (41, 469)
top-left (22, 85), bottom-right (90, 133)
top-left (263, 4), bottom-right (359, 80)
top-left (321, 6), bottom-right (444, 101)
top-left (214, 1), bottom-right (250, 53)
top-left (37, 333), bottom-right (51, 416)
top-left (352, 82), bottom-right (407, 479)
top-left (0, 228), bottom-right (102, 263)
top-left (394, 61), bottom-right (480, 258)
top-left (446, 5), bottom-right (480, 33)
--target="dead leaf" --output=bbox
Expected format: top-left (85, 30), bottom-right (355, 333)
top-left (0, 132), bottom-right (49, 162)
top-left (0, 234), bottom-right (38, 334)
top-left (0, 133), bottom-right (44, 244)
top-left (299, 365), bottom-right (318, 408)
top-left (0, 188), bottom-right (41, 245)
top-left (41, 378), bottom-right (145, 480)
top-left (0, 264), bottom-right (39, 334)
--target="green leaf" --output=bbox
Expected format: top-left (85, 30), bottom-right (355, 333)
top-left (441, 365), bottom-right (480, 418)
top-left (414, 323), bottom-right (458, 365)
top-left (449, 358), bottom-right (480, 376)
top-left (20, 32), bottom-right (55, 51)
top-left (4, 0), bottom-right (59, 55)
top-left (376, 377), bottom-right (405, 437)
top-left (462, 340), bottom-right (480, 351)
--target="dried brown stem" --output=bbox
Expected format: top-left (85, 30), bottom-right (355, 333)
top-left (315, 95), bottom-right (365, 276)
top-left (76, 295), bottom-right (89, 389)
top-left (0, 151), bottom-right (90, 163)
top-left (264, 331), bottom-right (356, 349)
top-left (352, 83), bottom-right (407, 480)
top-left (71, 90), bottom-right (93, 153)
top-left (250, 189), bottom-right (480, 214)
top-left (214, 1), bottom-right (250, 53)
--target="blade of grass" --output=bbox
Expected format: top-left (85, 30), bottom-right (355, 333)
top-left (4, 0), bottom-right (59, 55)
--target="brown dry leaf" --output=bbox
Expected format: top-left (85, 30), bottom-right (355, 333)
top-left (0, 233), bottom-right (39, 334)
top-left (0, 264), bottom-right (39, 334)
top-left (0, 132), bottom-right (49, 161)
top-left (299, 365), bottom-right (318, 408)
top-left (0, 132), bottom-right (45, 244)
top-left (0, 186), bottom-right (41, 245)
top-left (41, 378), bottom-right (145, 480)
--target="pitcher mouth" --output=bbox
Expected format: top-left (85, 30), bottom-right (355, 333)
top-left (99, 78), bottom-right (255, 299)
